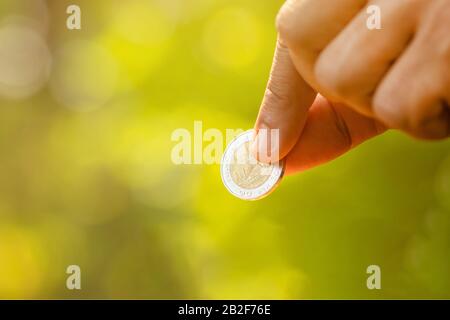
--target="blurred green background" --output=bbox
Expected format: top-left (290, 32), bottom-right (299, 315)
top-left (0, 0), bottom-right (449, 299)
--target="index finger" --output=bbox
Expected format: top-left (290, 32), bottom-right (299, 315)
top-left (252, 39), bottom-right (316, 163)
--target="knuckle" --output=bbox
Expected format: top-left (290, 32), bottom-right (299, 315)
top-left (372, 87), bottom-right (405, 128)
top-left (407, 102), bottom-right (450, 140)
top-left (314, 54), bottom-right (354, 97)
top-left (276, 0), bottom-right (313, 47)
top-left (373, 84), bottom-right (448, 140)
top-left (275, 3), bottom-right (296, 42)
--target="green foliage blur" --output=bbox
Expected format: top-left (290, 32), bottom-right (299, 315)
top-left (0, 0), bottom-right (449, 299)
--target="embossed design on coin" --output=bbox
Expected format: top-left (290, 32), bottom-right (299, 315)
top-left (230, 141), bottom-right (273, 189)
top-left (221, 130), bottom-right (285, 200)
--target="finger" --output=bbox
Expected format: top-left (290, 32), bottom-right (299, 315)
top-left (286, 95), bottom-right (386, 174)
top-left (315, 0), bottom-right (422, 117)
top-left (277, 0), bottom-right (367, 91)
top-left (373, 2), bottom-right (450, 140)
top-left (252, 39), bottom-right (316, 163)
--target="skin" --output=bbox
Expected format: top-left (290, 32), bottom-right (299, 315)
top-left (252, 0), bottom-right (450, 174)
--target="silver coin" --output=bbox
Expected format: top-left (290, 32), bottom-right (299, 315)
top-left (221, 130), bottom-right (285, 200)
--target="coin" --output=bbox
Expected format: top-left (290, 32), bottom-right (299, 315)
top-left (221, 130), bottom-right (285, 200)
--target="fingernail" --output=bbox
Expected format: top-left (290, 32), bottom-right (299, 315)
top-left (253, 125), bottom-right (278, 163)
top-left (250, 134), bottom-right (259, 161)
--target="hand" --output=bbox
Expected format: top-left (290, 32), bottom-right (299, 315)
top-left (253, 0), bottom-right (450, 174)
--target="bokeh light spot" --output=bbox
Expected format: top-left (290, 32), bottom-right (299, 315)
top-left (0, 23), bottom-right (51, 100)
top-left (0, 0), bottom-right (49, 35)
top-left (101, 0), bottom-right (175, 86)
top-left (108, 0), bottom-right (174, 46)
top-left (202, 7), bottom-right (262, 70)
top-left (50, 39), bottom-right (118, 112)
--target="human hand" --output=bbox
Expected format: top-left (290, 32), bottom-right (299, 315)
top-left (253, 0), bottom-right (449, 174)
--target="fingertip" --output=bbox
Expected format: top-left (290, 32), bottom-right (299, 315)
top-left (251, 124), bottom-right (280, 164)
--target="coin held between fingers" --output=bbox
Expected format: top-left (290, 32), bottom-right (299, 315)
top-left (221, 130), bottom-right (285, 200)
